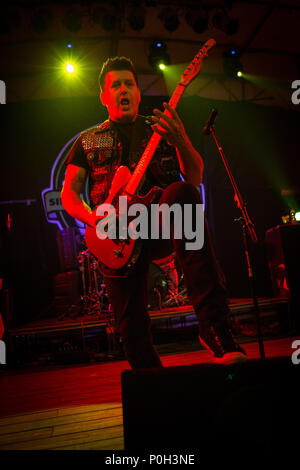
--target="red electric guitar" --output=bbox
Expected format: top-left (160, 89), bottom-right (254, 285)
top-left (85, 39), bottom-right (216, 270)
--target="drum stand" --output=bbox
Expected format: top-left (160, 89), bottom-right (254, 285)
top-left (78, 250), bottom-right (117, 356)
top-left (205, 111), bottom-right (265, 360)
top-left (78, 250), bottom-right (101, 318)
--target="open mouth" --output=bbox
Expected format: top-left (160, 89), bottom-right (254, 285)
top-left (120, 98), bottom-right (130, 107)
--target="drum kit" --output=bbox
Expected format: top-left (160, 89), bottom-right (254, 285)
top-left (77, 249), bottom-right (188, 318)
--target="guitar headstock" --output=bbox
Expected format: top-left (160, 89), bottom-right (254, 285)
top-left (180, 38), bottom-right (216, 87)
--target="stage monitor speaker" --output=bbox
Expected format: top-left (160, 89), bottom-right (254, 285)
top-left (265, 224), bottom-right (300, 328)
top-left (121, 358), bottom-right (299, 457)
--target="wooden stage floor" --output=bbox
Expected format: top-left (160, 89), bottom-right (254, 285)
top-left (0, 335), bottom-right (297, 451)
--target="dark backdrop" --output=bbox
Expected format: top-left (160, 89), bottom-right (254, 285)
top-left (1, 96), bottom-right (299, 326)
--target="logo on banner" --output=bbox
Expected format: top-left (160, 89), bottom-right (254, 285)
top-left (41, 126), bottom-right (95, 232)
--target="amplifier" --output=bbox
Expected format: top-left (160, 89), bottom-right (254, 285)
top-left (265, 224), bottom-right (300, 328)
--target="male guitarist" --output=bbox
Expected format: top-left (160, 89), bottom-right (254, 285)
top-left (61, 56), bottom-right (246, 368)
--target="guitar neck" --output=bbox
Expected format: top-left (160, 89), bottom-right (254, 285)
top-left (125, 83), bottom-right (186, 197)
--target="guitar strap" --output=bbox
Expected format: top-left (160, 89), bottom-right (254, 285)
top-left (128, 116), bottom-right (148, 164)
top-left (128, 116), bottom-right (152, 193)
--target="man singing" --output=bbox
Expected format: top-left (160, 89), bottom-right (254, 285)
top-left (61, 56), bottom-right (246, 368)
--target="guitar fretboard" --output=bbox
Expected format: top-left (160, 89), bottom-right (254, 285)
top-left (124, 38), bottom-right (216, 198)
top-left (125, 83), bottom-right (186, 197)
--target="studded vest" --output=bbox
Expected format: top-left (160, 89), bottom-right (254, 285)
top-left (80, 116), bottom-right (181, 209)
top-left (80, 120), bottom-right (119, 208)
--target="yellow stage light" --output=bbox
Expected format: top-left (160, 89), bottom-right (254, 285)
top-left (65, 62), bottom-right (75, 74)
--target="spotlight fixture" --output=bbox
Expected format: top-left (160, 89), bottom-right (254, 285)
top-left (223, 49), bottom-right (243, 78)
top-left (148, 40), bottom-right (170, 72)
top-left (212, 10), bottom-right (238, 35)
top-left (92, 5), bottom-right (118, 31)
top-left (159, 7), bottom-right (179, 32)
top-left (62, 8), bottom-right (82, 33)
top-left (31, 8), bottom-right (52, 34)
top-left (0, 8), bottom-right (22, 35)
top-left (185, 7), bottom-right (209, 34)
top-left (127, 3), bottom-right (146, 31)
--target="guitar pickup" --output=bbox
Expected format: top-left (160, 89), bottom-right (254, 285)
top-left (113, 250), bottom-right (124, 258)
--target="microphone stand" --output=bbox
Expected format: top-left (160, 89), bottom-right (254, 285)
top-left (205, 112), bottom-right (265, 360)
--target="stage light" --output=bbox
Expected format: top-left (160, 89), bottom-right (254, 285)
top-left (185, 7), bottom-right (208, 34)
top-left (148, 40), bottom-right (170, 72)
top-left (92, 5), bottom-right (118, 31)
top-left (0, 8), bottom-right (22, 35)
top-left (31, 8), bottom-right (52, 34)
top-left (223, 49), bottom-right (243, 79)
top-left (65, 62), bottom-right (75, 74)
top-left (159, 7), bottom-right (179, 32)
top-left (212, 10), bottom-right (238, 35)
top-left (295, 212), bottom-right (300, 222)
top-left (62, 8), bottom-right (82, 33)
top-left (127, 3), bottom-right (146, 31)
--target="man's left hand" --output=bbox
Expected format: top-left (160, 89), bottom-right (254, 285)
top-left (151, 102), bottom-right (187, 149)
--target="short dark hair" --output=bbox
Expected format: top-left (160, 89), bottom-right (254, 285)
top-left (98, 56), bottom-right (139, 91)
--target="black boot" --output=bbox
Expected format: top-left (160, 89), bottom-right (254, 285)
top-left (198, 320), bottom-right (247, 365)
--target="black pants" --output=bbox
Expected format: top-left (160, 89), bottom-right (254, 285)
top-left (103, 182), bottom-right (230, 369)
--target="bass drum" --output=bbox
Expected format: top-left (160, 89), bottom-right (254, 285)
top-left (147, 254), bottom-right (188, 310)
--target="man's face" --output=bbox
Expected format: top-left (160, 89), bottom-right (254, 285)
top-left (100, 70), bottom-right (141, 123)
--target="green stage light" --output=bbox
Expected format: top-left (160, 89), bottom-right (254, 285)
top-left (223, 49), bottom-right (243, 79)
top-left (148, 40), bottom-right (170, 72)
top-left (295, 211), bottom-right (300, 221)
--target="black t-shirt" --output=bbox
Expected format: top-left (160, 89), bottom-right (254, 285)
top-left (112, 121), bottom-right (134, 167)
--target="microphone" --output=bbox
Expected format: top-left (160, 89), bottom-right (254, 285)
top-left (203, 109), bottom-right (218, 135)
